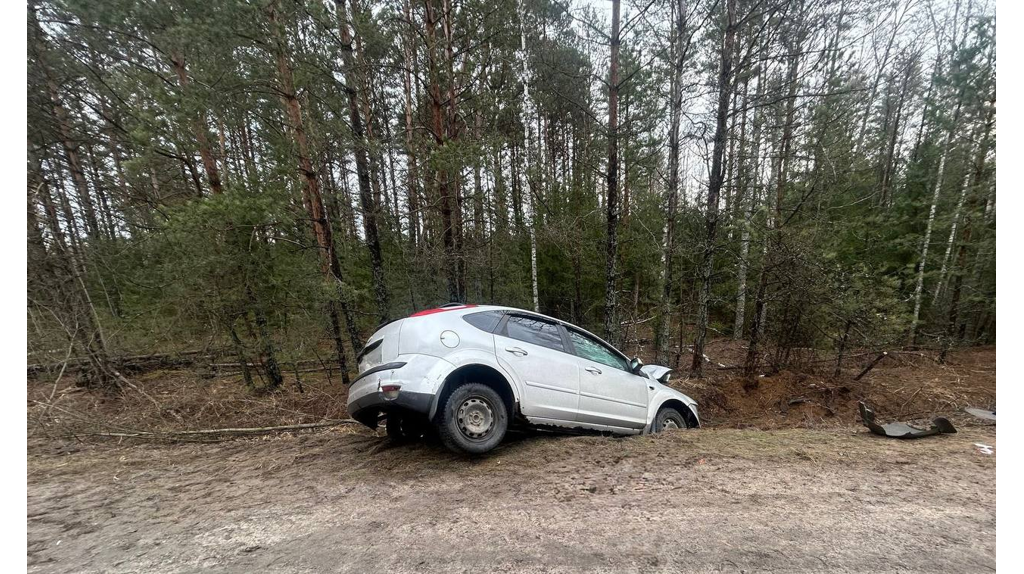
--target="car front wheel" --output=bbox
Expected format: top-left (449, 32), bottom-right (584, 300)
top-left (435, 383), bottom-right (508, 454)
top-left (652, 407), bottom-right (688, 433)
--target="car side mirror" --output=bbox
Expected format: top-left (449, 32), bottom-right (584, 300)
top-left (629, 357), bottom-right (644, 375)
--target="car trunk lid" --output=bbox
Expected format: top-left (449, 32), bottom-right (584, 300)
top-left (357, 319), bottom-right (404, 373)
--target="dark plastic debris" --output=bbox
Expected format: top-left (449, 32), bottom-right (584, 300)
top-left (965, 407), bottom-right (996, 421)
top-left (858, 402), bottom-right (957, 439)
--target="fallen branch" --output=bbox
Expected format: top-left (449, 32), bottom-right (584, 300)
top-left (87, 419), bottom-right (360, 441)
top-left (162, 420), bottom-right (359, 435)
top-left (854, 352), bottom-right (889, 380)
top-left (111, 368), bottom-right (167, 414)
top-left (898, 387), bottom-right (924, 418)
top-left (803, 351), bottom-right (888, 366)
top-left (208, 361), bottom-right (333, 374)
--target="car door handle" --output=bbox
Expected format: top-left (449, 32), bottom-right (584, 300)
top-left (505, 347), bottom-right (528, 356)
top-left (586, 366), bottom-right (602, 375)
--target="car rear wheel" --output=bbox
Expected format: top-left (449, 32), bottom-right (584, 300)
top-left (435, 383), bottom-right (508, 454)
top-left (385, 413), bottom-right (427, 442)
top-left (653, 407), bottom-right (688, 433)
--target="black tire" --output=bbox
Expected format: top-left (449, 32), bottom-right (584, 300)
top-left (435, 383), bottom-right (508, 455)
top-left (385, 413), bottom-right (426, 442)
top-left (652, 407), bottom-right (688, 433)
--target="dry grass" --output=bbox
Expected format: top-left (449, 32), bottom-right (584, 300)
top-left (28, 368), bottom-right (349, 448)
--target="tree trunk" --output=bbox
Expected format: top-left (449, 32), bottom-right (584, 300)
top-left (733, 68), bottom-right (758, 339)
top-left (29, 139), bottom-right (113, 387)
top-left (877, 63), bottom-right (910, 208)
top-left (248, 285), bottom-right (283, 390)
top-left (493, 144), bottom-right (508, 233)
top-left (933, 168), bottom-right (971, 306)
top-left (267, 1), bottom-right (354, 382)
top-left (335, 152), bottom-right (360, 242)
top-left (402, 0), bottom-right (421, 247)
top-left (908, 100), bottom-right (963, 344)
top-left (510, 141), bottom-right (525, 230)
top-left (691, 0), bottom-right (734, 376)
top-left (942, 92), bottom-right (994, 359)
top-left (337, 0), bottom-right (391, 324)
top-left (85, 144), bottom-right (116, 240)
top-left (30, 11), bottom-right (101, 240)
top-left (835, 319), bottom-right (853, 377)
top-left (424, 0), bottom-right (464, 303)
top-left (442, 0), bottom-right (468, 302)
top-left (744, 26), bottom-right (801, 375)
top-left (228, 321), bottom-right (255, 390)
top-left (517, 2), bottom-right (540, 312)
top-left (656, 0), bottom-right (686, 364)
top-left (170, 52), bottom-right (223, 195)
top-left (965, 183), bottom-right (995, 341)
top-left (603, 0), bottom-right (622, 343)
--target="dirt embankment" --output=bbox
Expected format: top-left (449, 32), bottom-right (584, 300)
top-left (27, 344), bottom-right (996, 439)
top-left (683, 342), bottom-right (996, 431)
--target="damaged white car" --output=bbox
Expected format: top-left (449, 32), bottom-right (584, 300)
top-left (348, 304), bottom-right (700, 454)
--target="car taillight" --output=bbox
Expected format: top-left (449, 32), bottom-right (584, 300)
top-left (381, 384), bottom-right (401, 400)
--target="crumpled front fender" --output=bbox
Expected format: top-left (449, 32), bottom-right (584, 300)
top-left (645, 385), bottom-right (700, 431)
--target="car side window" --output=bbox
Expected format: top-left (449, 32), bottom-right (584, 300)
top-left (462, 310), bottom-right (504, 333)
top-left (503, 315), bottom-right (565, 352)
top-left (568, 330), bottom-right (629, 372)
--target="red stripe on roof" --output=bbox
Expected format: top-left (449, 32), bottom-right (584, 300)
top-left (408, 304), bottom-right (477, 318)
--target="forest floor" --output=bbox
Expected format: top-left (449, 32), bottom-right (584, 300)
top-left (27, 343), bottom-right (996, 573)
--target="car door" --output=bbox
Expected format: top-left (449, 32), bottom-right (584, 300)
top-left (493, 314), bottom-right (580, 422)
top-left (566, 328), bottom-right (648, 429)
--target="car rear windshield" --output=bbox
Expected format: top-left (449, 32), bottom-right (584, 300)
top-left (462, 310), bottom-right (504, 333)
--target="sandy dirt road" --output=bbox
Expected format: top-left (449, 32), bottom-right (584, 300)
top-left (28, 425), bottom-right (995, 573)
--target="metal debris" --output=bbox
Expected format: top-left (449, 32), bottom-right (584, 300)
top-left (858, 402), bottom-right (957, 439)
top-left (965, 407), bottom-right (996, 422)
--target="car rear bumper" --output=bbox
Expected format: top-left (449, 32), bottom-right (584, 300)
top-left (346, 354), bottom-right (453, 428)
top-left (348, 388), bottom-right (433, 427)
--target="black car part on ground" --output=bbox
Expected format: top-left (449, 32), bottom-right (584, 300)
top-left (858, 402), bottom-right (957, 439)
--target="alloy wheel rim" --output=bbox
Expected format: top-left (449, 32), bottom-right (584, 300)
top-left (457, 397), bottom-right (495, 439)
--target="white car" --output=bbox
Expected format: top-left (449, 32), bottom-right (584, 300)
top-left (347, 304), bottom-right (700, 454)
